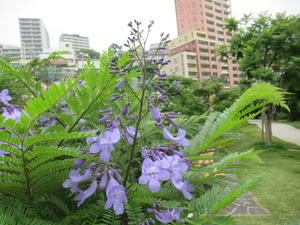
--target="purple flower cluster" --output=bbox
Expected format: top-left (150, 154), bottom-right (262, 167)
top-left (61, 20), bottom-right (193, 222)
top-left (139, 152), bottom-right (194, 199)
top-left (63, 161), bottom-right (128, 214)
top-left (0, 89), bottom-right (26, 122)
top-left (142, 202), bottom-right (184, 224)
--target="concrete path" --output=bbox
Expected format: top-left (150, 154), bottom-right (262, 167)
top-left (248, 119), bottom-right (300, 146)
top-left (218, 120), bottom-right (300, 216)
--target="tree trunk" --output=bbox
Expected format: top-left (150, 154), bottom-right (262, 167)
top-left (264, 104), bottom-right (273, 145)
top-left (261, 111), bottom-right (265, 143)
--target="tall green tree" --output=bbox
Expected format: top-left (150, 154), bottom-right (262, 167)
top-left (218, 11), bottom-right (298, 144)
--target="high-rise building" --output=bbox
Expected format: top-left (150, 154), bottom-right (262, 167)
top-left (59, 34), bottom-right (90, 52)
top-left (163, 0), bottom-right (240, 87)
top-left (19, 18), bottom-right (50, 61)
top-left (0, 44), bottom-right (21, 61)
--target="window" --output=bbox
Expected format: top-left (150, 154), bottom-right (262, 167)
top-left (175, 67), bottom-right (179, 71)
top-left (194, 17), bottom-right (197, 21)
top-left (193, 9), bottom-right (197, 13)
top-left (180, 10), bottom-right (183, 14)
top-left (65, 44), bottom-right (70, 47)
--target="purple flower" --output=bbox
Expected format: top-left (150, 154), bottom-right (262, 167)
top-left (149, 104), bottom-right (161, 122)
top-left (74, 177), bottom-right (98, 207)
top-left (173, 80), bottom-right (180, 89)
top-left (157, 96), bottom-right (168, 103)
top-left (154, 85), bottom-right (166, 95)
top-left (171, 158), bottom-right (188, 181)
top-left (89, 129), bottom-right (120, 162)
top-left (123, 126), bottom-right (140, 144)
top-left (1, 105), bottom-right (26, 122)
top-left (73, 159), bottom-right (87, 168)
top-left (105, 177), bottom-right (128, 215)
top-left (100, 169), bottom-right (108, 189)
top-left (139, 157), bottom-right (171, 192)
top-left (98, 113), bottom-right (113, 123)
top-left (0, 150), bottom-right (9, 163)
top-left (44, 116), bottom-right (57, 127)
top-left (172, 179), bottom-right (194, 200)
top-left (115, 80), bottom-right (127, 90)
top-left (62, 167), bottom-right (93, 192)
top-left (161, 125), bottom-right (190, 147)
top-left (110, 94), bottom-right (125, 102)
top-left (165, 118), bottom-right (178, 127)
top-left (0, 89), bottom-right (12, 105)
top-left (0, 149), bottom-right (9, 156)
top-left (122, 102), bottom-right (130, 116)
top-left (154, 208), bottom-right (184, 223)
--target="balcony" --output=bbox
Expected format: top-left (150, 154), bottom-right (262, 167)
top-left (188, 67), bottom-right (198, 71)
top-left (187, 59), bottom-right (197, 63)
top-left (199, 52), bottom-right (210, 56)
top-left (205, 8), bottom-right (214, 14)
top-left (189, 75), bottom-right (198, 79)
top-left (214, 5), bottom-right (222, 10)
top-left (206, 23), bottom-right (215, 28)
top-left (216, 19), bottom-right (223, 24)
top-left (200, 60), bottom-right (211, 64)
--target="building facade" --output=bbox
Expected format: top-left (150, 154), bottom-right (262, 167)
top-left (19, 18), bottom-right (50, 61)
top-left (163, 0), bottom-right (239, 87)
top-left (0, 44), bottom-right (21, 61)
top-left (39, 42), bottom-right (77, 66)
top-left (59, 34), bottom-right (90, 52)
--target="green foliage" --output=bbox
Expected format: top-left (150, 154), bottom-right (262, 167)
top-left (0, 21), bottom-right (290, 225)
top-left (184, 82), bottom-right (288, 155)
top-left (76, 49), bottom-right (101, 59)
top-left (220, 12), bottom-right (300, 120)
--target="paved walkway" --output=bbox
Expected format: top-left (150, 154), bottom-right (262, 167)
top-left (248, 119), bottom-right (300, 146)
top-left (218, 120), bottom-right (300, 216)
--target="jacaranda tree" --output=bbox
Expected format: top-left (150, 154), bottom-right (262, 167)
top-left (0, 20), bottom-right (289, 224)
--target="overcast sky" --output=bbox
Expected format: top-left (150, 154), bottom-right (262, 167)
top-left (0, 0), bottom-right (299, 53)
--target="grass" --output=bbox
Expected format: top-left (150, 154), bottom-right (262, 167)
top-left (225, 123), bottom-right (300, 225)
top-left (278, 120), bottom-right (300, 130)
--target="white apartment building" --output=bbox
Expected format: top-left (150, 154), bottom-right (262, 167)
top-left (19, 18), bottom-right (50, 61)
top-left (59, 34), bottom-right (89, 52)
top-left (0, 44), bottom-right (22, 61)
top-left (39, 42), bottom-right (76, 66)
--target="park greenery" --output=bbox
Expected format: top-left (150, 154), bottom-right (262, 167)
top-left (0, 18), bottom-right (295, 225)
top-left (218, 11), bottom-right (300, 144)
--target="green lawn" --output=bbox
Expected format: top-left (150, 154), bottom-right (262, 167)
top-left (278, 120), bottom-right (300, 130)
top-left (225, 123), bottom-right (300, 225)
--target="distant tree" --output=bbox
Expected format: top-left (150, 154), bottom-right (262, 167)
top-left (76, 49), bottom-right (100, 59)
top-left (211, 87), bottom-right (242, 112)
top-left (157, 76), bottom-right (209, 116)
top-left (110, 43), bottom-right (123, 55)
top-left (218, 11), bottom-right (298, 144)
